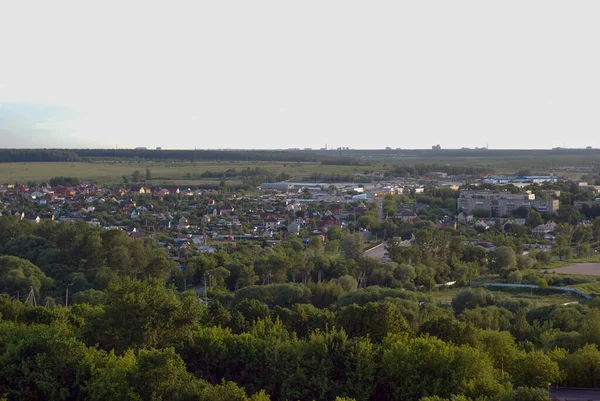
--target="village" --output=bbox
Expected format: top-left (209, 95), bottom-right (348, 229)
top-left (2, 170), bottom-right (598, 265)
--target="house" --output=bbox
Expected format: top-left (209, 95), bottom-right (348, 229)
top-left (396, 210), bottom-right (418, 223)
top-left (130, 231), bottom-right (147, 240)
top-left (532, 221), bottom-right (557, 235)
top-left (15, 184), bottom-right (30, 195)
top-left (218, 204), bottom-right (235, 215)
top-left (40, 213), bottom-right (55, 221)
top-left (24, 212), bottom-right (40, 223)
top-left (154, 188), bottom-right (170, 199)
top-left (355, 203), bottom-right (369, 215)
top-left (329, 204), bottom-right (342, 215)
top-left (456, 212), bottom-right (474, 224)
top-left (178, 217), bottom-right (190, 229)
top-left (129, 186), bottom-right (151, 196)
top-left (54, 186), bottom-right (76, 197)
top-left (317, 215), bottom-right (340, 230)
top-left (288, 221), bottom-right (301, 233)
top-left (265, 216), bottom-right (280, 231)
top-left (43, 193), bottom-right (57, 202)
top-left (159, 220), bottom-right (172, 229)
top-left (474, 220), bottom-right (490, 231)
top-left (113, 188), bottom-right (127, 197)
top-left (436, 220), bottom-right (457, 230)
top-left (180, 188), bottom-right (194, 197)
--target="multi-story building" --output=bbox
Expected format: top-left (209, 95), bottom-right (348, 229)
top-left (457, 190), bottom-right (559, 216)
top-left (574, 200), bottom-right (600, 210)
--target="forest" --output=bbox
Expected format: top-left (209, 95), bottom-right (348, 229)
top-left (0, 214), bottom-right (598, 401)
top-left (0, 149), bottom-right (332, 163)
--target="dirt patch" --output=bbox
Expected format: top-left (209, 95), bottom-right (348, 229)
top-left (548, 263), bottom-right (600, 276)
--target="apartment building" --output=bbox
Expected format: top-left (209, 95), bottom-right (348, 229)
top-left (457, 190), bottom-right (559, 216)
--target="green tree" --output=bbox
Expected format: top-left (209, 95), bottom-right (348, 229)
top-left (340, 234), bottom-right (365, 261)
top-left (476, 329), bottom-right (521, 375)
top-left (512, 351), bottom-right (561, 388)
top-left (93, 278), bottom-right (205, 352)
top-left (0, 255), bottom-right (53, 299)
top-left (0, 322), bottom-right (91, 401)
top-left (563, 344), bottom-right (600, 387)
top-left (488, 247), bottom-right (517, 274)
top-left (525, 209), bottom-right (543, 228)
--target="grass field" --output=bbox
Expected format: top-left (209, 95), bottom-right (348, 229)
top-left (431, 286), bottom-right (580, 306)
top-left (0, 161), bottom-right (377, 186)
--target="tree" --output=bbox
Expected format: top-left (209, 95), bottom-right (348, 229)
top-left (554, 223), bottom-right (574, 261)
top-left (452, 288), bottom-right (495, 315)
top-left (503, 387), bottom-right (551, 401)
top-left (507, 270), bottom-right (523, 284)
top-left (512, 351), bottom-right (561, 388)
top-left (131, 170), bottom-right (141, 183)
top-left (327, 226), bottom-right (343, 241)
top-left (573, 225), bottom-right (591, 257)
top-left (488, 247), bottom-right (517, 274)
top-left (525, 209), bottom-right (543, 228)
top-left (592, 217), bottom-right (600, 248)
top-left (563, 344), bottom-right (600, 387)
top-left (0, 322), bottom-right (92, 401)
top-left (340, 234), bottom-right (365, 261)
top-left (0, 255), bottom-right (53, 299)
top-left (93, 278), bottom-right (205, 352)
top-left (379, 335), bottom-right (504, 401)
top-left (308, 236), bottom-right (323, 250)
top-left (145, 168), bottom-right (152, 181)
top-left (476, 329), bottom-right (520, 375)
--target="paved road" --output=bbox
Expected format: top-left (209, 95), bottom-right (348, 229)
top-left (363, 243), bottom-right (389, 261)
top-left (551, 388), bottom-right (600, 400)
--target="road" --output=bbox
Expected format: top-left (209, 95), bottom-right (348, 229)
top-left (363, 243), bottom-right (389, 262)
top-left (551, 388), bottom-right (600, 400)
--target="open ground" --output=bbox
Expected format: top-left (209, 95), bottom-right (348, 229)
top-left (0, 161), bottom-right (376, 186)
top-left (548, 263), bottom-right (600, 276)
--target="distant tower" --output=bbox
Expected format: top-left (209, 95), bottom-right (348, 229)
top-left (325, 143), bottom-right (328, 150)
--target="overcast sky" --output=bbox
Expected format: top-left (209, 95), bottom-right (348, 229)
top-left (1, 1), bottom-right (599, 150)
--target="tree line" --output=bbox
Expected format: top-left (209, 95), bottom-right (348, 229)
top-left (0, 149), bottom-right (341, 163)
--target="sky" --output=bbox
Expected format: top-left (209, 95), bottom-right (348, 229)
top-left (1, 1), bottom-right (599, 150)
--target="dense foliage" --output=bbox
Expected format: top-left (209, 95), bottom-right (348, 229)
top-left (0, 215), bottom-right (598, 400)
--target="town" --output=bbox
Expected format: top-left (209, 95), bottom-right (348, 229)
top-left (2, 169), bottom-right (599, 262)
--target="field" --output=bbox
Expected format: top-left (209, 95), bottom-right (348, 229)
top-left (0, 161), bottom-right (376, 186)
top-left (548, 263), bottom-right (600, 276)
top-left (432, 285), bottom-right (581, 306)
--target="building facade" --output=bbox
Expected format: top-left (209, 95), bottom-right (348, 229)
top-left (458, 190), bottom-right (559, 216)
